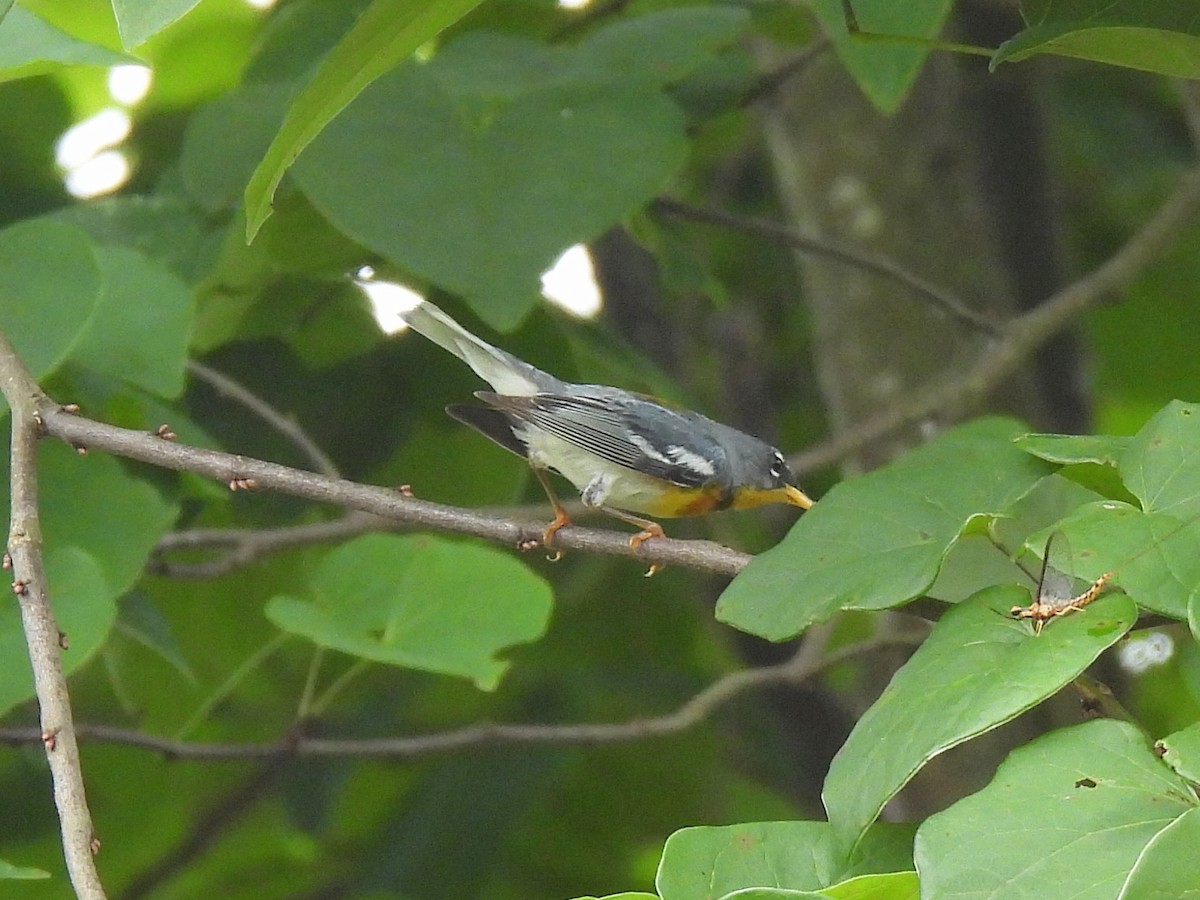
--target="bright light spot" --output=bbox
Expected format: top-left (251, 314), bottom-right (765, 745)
top-left (541, 244), bottom-right (602, 319)
top-left (559, 0), bottom-right (594, 8)
top-left (55, 108), bottom-right (131, 170)
top-left (64, 150), bottom-right (131, 199)
top-left (244, 0), bottom-right (278, 8)
top-left (107, 65), bottom-right (152, 105)
top-left (1118, 631), bottom-right (1174, 674)
top-left (355, 274), bottom-right (424, 335)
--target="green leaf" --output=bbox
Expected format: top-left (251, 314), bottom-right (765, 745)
top-left (1012, 432), bottom-right (1129, 466)
top-left (1121, 806), bottom-right (1200, 898)
top-left (181, 83), bottom-right (291, 214)
top-left (914, 719), bottom-right (1200, 898)
top-left (1118, 400), bottom-right (1200, 518)
top-left (656, 821), bottom-right (915, 899)
top-left (244, 0), bottom-right (486, 239)
top-left (114, 592), bottom-right (195, 684)
top-left (810, 0), bottom-right (956, 113)
top-left (1158, 721), bottom-right (1200, 784)
top-left (823, 585), bottom-right (1136, 848)
top-left (716, 418), bottom-right (1053, 641)
top-left (49, 195), bottom-right (216, 283)
top-left (995, 1), bottom-right (1200, 77)
top-left (1034, 500), bottom-right (1200, 619)
top-left (111, 0), bottom-right (201, 49)
top-left (0, 3), bottom-right (129, 81)
top-left (574, 6), bottom-right (749, 84)
top-left (265, 534), bottom-right (553, 690)
top-left (0, 219), bottom-right (102, 389)
top-left (821, 872), bottom-right (918, 900)
top-left (294, 52), bottom-right (687, 330)
top-left (37, 440), bottom-right (180, 597)
top-left (0, 858), bottom-right (50, 880)
top-left (717, 890), bottom-right (825, 899)
top-left (571, 895), bottom-right (660, 900)
top-left (69, 244), bottom-right (193, 397)
top-left (0, 546), bottom-right (115, 717)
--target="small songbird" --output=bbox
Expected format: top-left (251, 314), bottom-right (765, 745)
top-left (399, 300), bottom-right (813, 547)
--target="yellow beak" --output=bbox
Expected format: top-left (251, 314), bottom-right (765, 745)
top-left (785, 484), bottom-right (815, 509)
top-left (730, 483), bottom-right (815, 511)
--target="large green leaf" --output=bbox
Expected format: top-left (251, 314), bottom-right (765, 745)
top-left (811, 0), bottom-right (956, 113)
top-left (1121, 806), bottom-right (1200, 898)
top-left (655, 821), bottom-right (915, 899)
top-left (294, 36), bottom-right (689, 330)
top-left (995, 1), bottom-right (1200, 77)
top-left (265, 534), bottom-right (553, 690)
top-left (914, 719), bottom-right (1200, 899)
top-left (182, 83), bottom-right (291, 214)
top-left (716, 418), bottom-right (1053, 641)
top-left (111, 0), bottom-right (200, 49)
top-left (0, 219), bottom-right (101, 390)
top-left (244, 0), bottom-right (486, 239)
top-left (69, 244), bottom-right (193, 397)
top-left (0, 3), bottom-right (128, 81)
top-left (822, 585), bottom-right (1136, 848)
top-left (37, 440), bottom-right (180, 597)
top-left (1118, 400), bottom-right (1200, 518)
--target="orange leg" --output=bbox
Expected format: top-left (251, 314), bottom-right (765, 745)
top-left (595, 507), bottom-right (666, 576)
top-left (596, 507), bottom-right (666, 548)
top-left (530, 467), bottom-right (570, 559)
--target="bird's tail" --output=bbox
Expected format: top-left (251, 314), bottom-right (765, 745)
top-left (399, 301), bottom-right (552, 396)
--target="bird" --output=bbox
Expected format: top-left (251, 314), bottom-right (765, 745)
top-left (397, 300), bottom-right (813, 549)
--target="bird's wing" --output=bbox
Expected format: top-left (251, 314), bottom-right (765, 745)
top-left (482, 391), bottom-right (728, 488)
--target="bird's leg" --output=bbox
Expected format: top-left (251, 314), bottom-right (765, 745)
top-left (578, 474), bottom-right (665, 574)
top-left (530, 466), bottom-right (570, 560)
top-left (598, 507), bottom-right (666, 548)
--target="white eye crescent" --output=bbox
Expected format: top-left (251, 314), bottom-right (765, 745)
top-left (770, 451), bottom-right (788, 480)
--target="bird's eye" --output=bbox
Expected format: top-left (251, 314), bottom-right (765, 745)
top-left (770, 451), bottom-right (788, 480)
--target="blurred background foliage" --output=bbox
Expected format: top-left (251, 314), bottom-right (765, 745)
top-left (1, 0), bottom-right (1199, 897)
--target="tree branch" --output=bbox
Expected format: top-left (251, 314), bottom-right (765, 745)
top-left (36, 402), bottom-right (753, 577)
top-left (651, 197), bottom-right (1003, 335)
top-left (790, 160), bottom-right (1200, 476)
top-left (187, 360), bottom-right (341, 478)
top-left (0, 333), bottom-right (107, 898)
top-left (0, 635), bottom-right (917, 761)
top-left (151, 512), bottom-right (384, 578)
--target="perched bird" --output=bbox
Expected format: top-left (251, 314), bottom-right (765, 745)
top-left (398, 300), bottom-right (813, 548)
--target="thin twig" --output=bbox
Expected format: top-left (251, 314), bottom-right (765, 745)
top-left (651, 197), bottom-right (1003, 335)
top-left (0, 635), bottom-right (917, 761)
top-left (151, 512), bottom-right (385, 578)
top-left (187, 360), bottom-right (341, 478)
top-left (121, 749), bottom-right (294, 900)
top-left (0, 332), bottom-right (107, 899)
top-left (790, 161), bottom-right (1200, 476)
top-left (36, 402), bottom-right (754, 577)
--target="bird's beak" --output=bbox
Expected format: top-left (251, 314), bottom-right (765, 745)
top-left (730, 483), bottom-right (816, 511)
top-left (785, 485), bottom-right (815, 510)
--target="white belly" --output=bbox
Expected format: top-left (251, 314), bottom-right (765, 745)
top-left (521, 430), bottom-right (669, 515)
